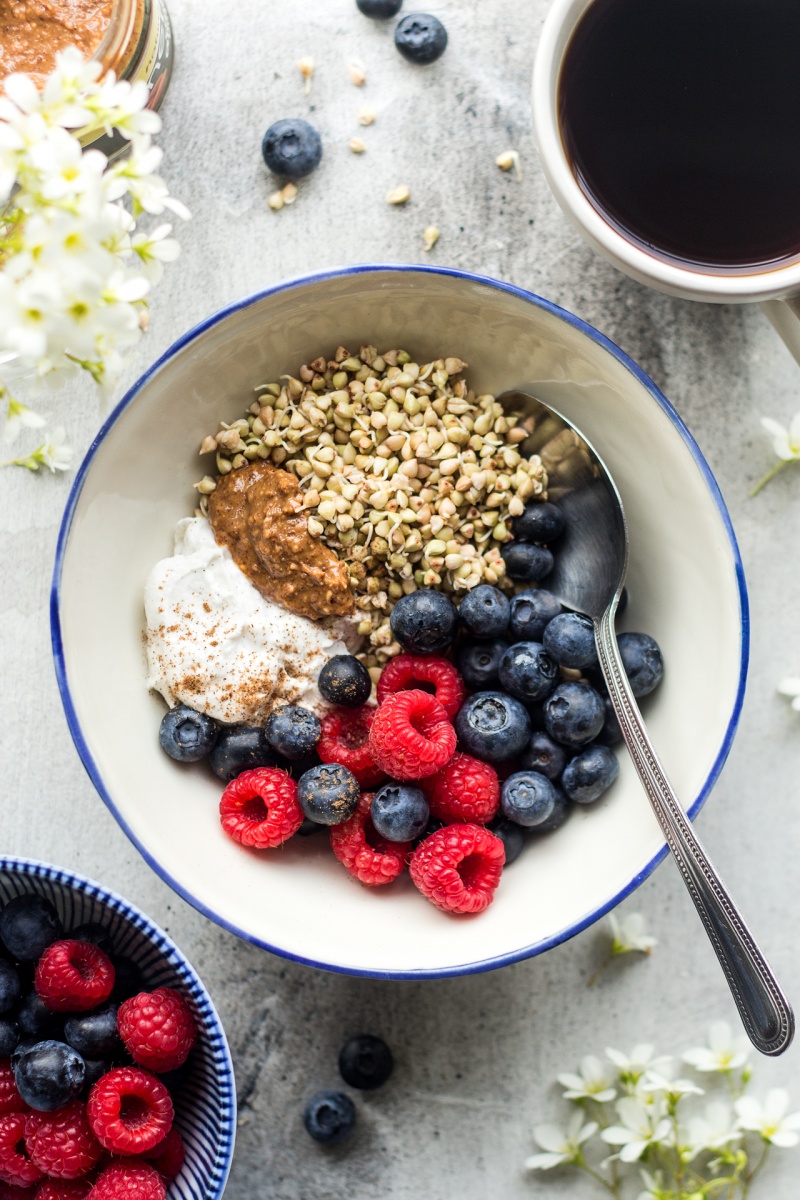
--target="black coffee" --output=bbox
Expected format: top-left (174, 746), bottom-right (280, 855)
top-left (558, 0), bottom-right (800, 271)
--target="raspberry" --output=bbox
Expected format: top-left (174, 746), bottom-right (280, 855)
top-left (35, 943), bottom-right (114, 1014)
top-left (35, 1182), bottom-right (94, 1200)
top-left (2, 1184), bottom-right (39, 1199)
top-left (118, 988), bottom-right (196, 1074)
top-left (424, 753), bottom-right (500, 825)
top-left (143, 1125), bottom-right (184, 1180)
top-left (86, 1068), bottom-right (172, 1156)
top-left (25, 1102), bottom-right (101, 1180)
top-left (377, 655), bottom-right (465, 719)
top-left (89, 1161), bottom-right (165, 1200)
top-left (219, 768), bottom-right (303, 849)
top-left (317, 707), bottom-right (385, 788)
top-left (0, 1113), bottom-right (41, 1187)
top-left (329, 794), bottom-right (410, 886)
top-left (0, 1063), bottom-right (26, 1117)
top-left (409, 824), bottom-right (505, 914)
top-left (369, 690), bottom-right (456, 780)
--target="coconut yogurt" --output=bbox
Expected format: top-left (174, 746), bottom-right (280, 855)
top-left (144, 516), bottom-right (354, 725)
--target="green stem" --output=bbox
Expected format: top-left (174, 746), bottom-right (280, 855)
top-left (587, 953), bottom-right (613, 987)
top-left (741, 1141), bottom-right (769, 1197)
top-left (575, 1159), bottom-right (621, 1198)
top-left (750, 459), bottom-right (792, 496)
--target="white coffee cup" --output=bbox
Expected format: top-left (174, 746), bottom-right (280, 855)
top-left (532, 0), bottom-right (800, 363)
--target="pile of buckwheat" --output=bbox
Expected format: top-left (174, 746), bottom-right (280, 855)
top-left (194, 346), bottom-right (547, 669)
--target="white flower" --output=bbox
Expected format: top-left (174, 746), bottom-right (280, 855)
top-left (641, 1070), bottom-right (704, 1102)
top-left (11, 426), bottom-right (73, 472)
top-left (131, 223), bottom-right (180, 283)
top-left (735, 1088), bottom-right (800, 1147)
top-left (601, 1097), bottom-right (672, 1162)
top-left (761, 413), bottom-right (800, 462)
top-left (609, 911), bottom-right (658, 955)
top-left (683, 1021), bottom-right (749, 1074)
top-left (777, 677), bottom-right (800, 713)
top-left (3, 397), bottom-right (45, 443)
top-left (686, 1100), bottom-right (741, 1159)
top-left (636, 1168), bottom-right (669, 1200)
top-left (606, 1044), bottom-right (673, 1091)
top-left (558, 1055), bottom-right (617, 1103)
top-left (524, 1111), bottom-right (598, 1170)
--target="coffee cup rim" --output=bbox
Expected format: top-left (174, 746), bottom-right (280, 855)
top-left (532, 0), bottom-right (800, 302)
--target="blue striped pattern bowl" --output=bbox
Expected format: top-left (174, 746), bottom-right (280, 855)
top-left (0, 857), bottom-right (235, 1199)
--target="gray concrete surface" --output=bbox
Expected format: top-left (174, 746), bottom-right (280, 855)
top-left (2, 2), bottom-right (799, 1196)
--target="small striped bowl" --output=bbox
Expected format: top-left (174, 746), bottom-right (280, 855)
top-left (0, 857), bottom-right (235, 1199)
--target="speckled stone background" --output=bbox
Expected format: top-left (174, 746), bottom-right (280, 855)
top-left (2, 2), bottom-right (799, 1197)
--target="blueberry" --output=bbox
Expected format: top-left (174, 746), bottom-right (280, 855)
top-left (501, 771), bottom-right (562, 828)
top-left (594, 697), bottom-right (623, 747)
top-left (110, 956), bottom-right (144, 1003)
top-left (14, 1041), bottom-right (85, 1112)
top-left (519, 730), bottom-right (567, 781)
top-left (370, 783), bottom-right (429, 842)
top-left (490, 819), bottom-right (525, 866)
top-left (209, 725), bottom-right (280, 782)
top-left (297, 763), bottom-right (360, 826)
top-left (83, 1058), bottom-right (111, 1090)
top-left (0, 961), bottom-right (21, 1015)
top-left (544, 681), bottom-right (605, 748)
top-left (157, 1057), bottom-right (194, 1093)
top-left (159, 705), bottom-right (218, 763)
top-left (457, 639), bottom-right (507, 691)
top-left (499, 642), bottom-right (559, 703)
top-left (262, 119), bottom-right (322, 179)
top-left (513, 500), bottom-right (565, 544)
top-left (618, 632), bottom-right (664, 697)
top-left (357, 0), bottom-right (403, 15)
top-left (542, 612), bottom-right (597, 669)
top-left (303, 1089), bottom-right (356, 1143)
top-left (454, 692), bottom-right (531, 762)
top-left (17, 991), bottom-right (62, 1040)
top-left (458, 585), bottom-right (510, 639)
top-left (286, 748), bottom-right (322, 781)
top-left (265, 705), bottom-right (320, 760)
top-left (64, 1005), bottom-right (121, 1060)
top-left (389, 589), bottom-right (458, 655)
top-left (339, 1034), bottom-right (393, 1089)
top-left (318, 655), bottom-right (372, 708)
top-left (0, 1018), bottom-right (19, 1058)
top-left (533, 787), bottom-right (571, 834)
top-left (508, 589), bottom-right (562, 642)
top-left (562, 745), bottom-right (620, 804)
top-left (0, 895), bottom-right (62, 962)
top-left (297, 816), bottom-right (327, 837)
top-left (501, 542), bottom-right (554, 582)
top-left (69, 922), bottom-right (115, 957)
top-left (394, 13), bottom-right (448, 63)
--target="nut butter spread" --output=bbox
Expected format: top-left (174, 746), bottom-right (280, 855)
top-left (208, 460), bottom-right (355, 621)
top-left (0, 0), bottom-right (113, 88)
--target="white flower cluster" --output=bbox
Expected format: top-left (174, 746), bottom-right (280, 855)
top-left (525, 1022), bottom-right (800, 1198)
top-left (0, 48), bottom-right (187, 470)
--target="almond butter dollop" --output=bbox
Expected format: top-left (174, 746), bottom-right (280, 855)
top-left (208, 460), bottom-right (355, 621)
top-left (0, 0), bottom-right (113, 89)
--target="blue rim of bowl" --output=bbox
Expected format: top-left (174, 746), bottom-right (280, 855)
top-left (0, 854), bottom-right (236, 1197)
top-left (50, 263), bottom-right (750, 980)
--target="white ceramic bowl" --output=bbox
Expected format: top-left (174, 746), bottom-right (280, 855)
top-left (52, 265), bottom-right (748, 978)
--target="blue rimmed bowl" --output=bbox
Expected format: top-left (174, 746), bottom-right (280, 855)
top-left (51, 264), bottom-right (748, 978)
top-left (0, 857), bottom-right (235, 1198)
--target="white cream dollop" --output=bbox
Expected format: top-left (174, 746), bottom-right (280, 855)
top-left (144, 517), bottom-right (353, 723)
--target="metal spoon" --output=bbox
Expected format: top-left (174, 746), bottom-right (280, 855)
top-left (499, 389), bottom-right (794, 1056)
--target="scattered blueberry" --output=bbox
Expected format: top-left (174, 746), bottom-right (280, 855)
top-left (318, 655), bottom-right (372, 708)
top-left (262, 119), bottom-right (322, 178)
top-left (297, 763), bottom-right (360, 826)
top-left (265, 705), bottom-right (321, 760)
top-left (70, 922), bottom-right (115, 957)
top-left (499, 642), bottom-right (559, 703)
top-left (339, 1034), bottom-right (394, 1089)
top-left (457, 639), bottom-right (507, 691)
top-left (0, 961), bottom-right (20, 1015)
top-left (17, 991), bottom-right (62, 1040)
top-left (458, 585), bottom-right (510, 639)
top-left (14, 1040), bottom-right (86, 1112)
top-left (501, 542), bottom-right (554, 583)
top-left (389, 589), bottom-right (458, 655)
top-left (454, 692), bottom-right (531, 762)
top-left (542, 612), bottom-right (597, 669)
top-left (159, 705), bottom-right (218, 763)
top-left (0, 895), bottom-right (62, 962)
top-left (303, 1089), bottom-right (357, 1143)
top-left (357, 0), bottom-right (403, 15)
top-left (519, 730), bottom-right (567, 781)
top-left (209, 725), bottom-right (280, 782)
top-left (501, 771), bottom-right (562, 828)
top-left (110, 956), bottom-right (144, 1003)
top-left (508, 589), bottom-right (562, 642)
top-left (394, 13), bottom-right (448, 63)
top-left (64, 1005), bottom-right (121, 1060)
top-left (512, 500), bottom-right (565, 544)
top-left (0, 1018), bottom-right (19, 1058)
top-left (562, 745), bottom-right (620, 804)
top-left (370, 783), bottom-right (429, 842)
top-left (544, 681), bottom-right (606, 748)
top-left (618, 632), bottom-right (664, 697)
top-left (490, 818), bottom-right (525, 866)
top-left (594, 697), bottom-right (623, 747)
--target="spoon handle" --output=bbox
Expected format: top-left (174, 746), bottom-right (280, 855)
top-left (595, 607), bottom-right (794, 1056)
